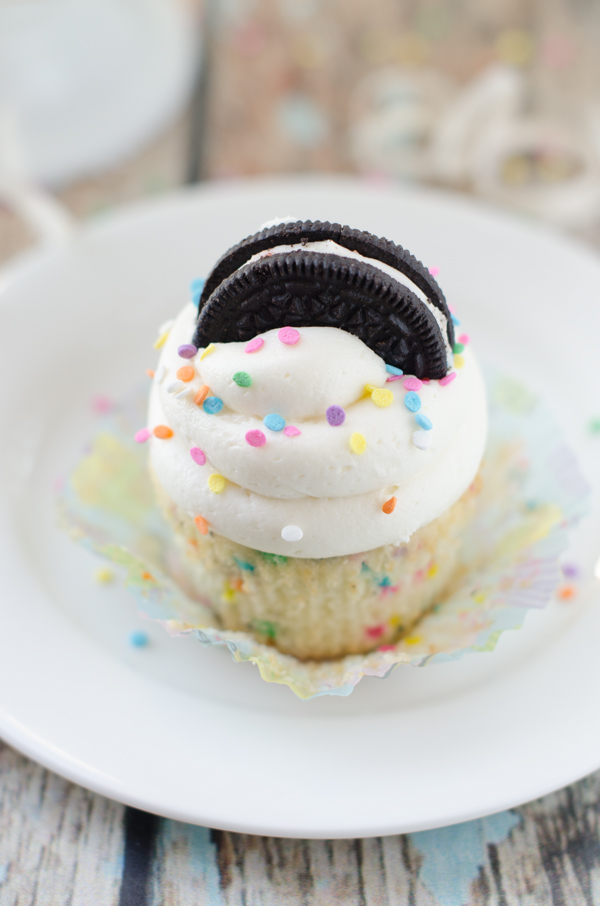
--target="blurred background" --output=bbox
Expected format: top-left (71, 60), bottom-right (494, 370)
top-left (2, 0), bottom-right (600, 262)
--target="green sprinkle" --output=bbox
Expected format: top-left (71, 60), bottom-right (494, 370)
top-left (453, 342), bottom-right (464, 354)
top-left (252, 619), bottom-right (277, 639)
top-left (260, 551), bottom-right (288, 566)
top-left (589, 417), bottom-right (600, 435)
top-left (233, 555), bottom-right (254, 571)
top-left (378, 576), bottom-right (391, 587)
top-left (233, 371), bottom-right (252, 387)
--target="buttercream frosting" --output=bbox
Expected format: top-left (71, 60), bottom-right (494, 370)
top-left (148, 304), bottom-right (487, 558)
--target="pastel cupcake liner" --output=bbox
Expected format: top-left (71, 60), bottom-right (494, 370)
top-left (60, 373), bottom-right (590, 699)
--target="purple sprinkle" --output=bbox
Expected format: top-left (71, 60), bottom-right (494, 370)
top-left (178, 344), bottom-right (197, 359)
top-left (562, 563), bottom-right (580, 578)
top-left (326, 405), bottom-right (346, 426)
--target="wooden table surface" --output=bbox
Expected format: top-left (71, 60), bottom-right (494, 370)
top-left (3, 3), bottom-right (600, 902)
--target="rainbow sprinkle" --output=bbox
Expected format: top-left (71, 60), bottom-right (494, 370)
top-left (278, 326), bottom-right (300, 345)
top-left (439, 373), bottom-right (456, 386)
top-left (246, 429), bottom-right (266, 447)
top-left (264, 413), bottom-right (285, 431)
top-left (245, 336), bottom-right (264, 353)
top-left (233, 371), bottom-right (252, 387)
top-left (415, 413), bottom-right (432, 430)
top-left (190, 447), bottom-right (206, 465)
top-left (284, 425), bottom-right (301, 436)
top-left (178, 344), bottom-right (197, 359)
top-left (326, 405), bottom-right (345, 426)
top-left (208, 473), bottom-right (226, 493)
top-left (350, 432), bottom-right (367, 454)
top-left (404, 391), bottom-right (421, 412)
top-left (203, 397), bottom-right (224, 414)
top-left (403, 377), bottom-right (423, 391)
top-left (134, 428), bottom-right (151, 443)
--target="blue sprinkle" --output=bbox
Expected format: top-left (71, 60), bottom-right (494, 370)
top-left (415, 413), bottom-right (432, 430)
top-left (129, 630), bottom-right (149, 648)
top-left (264, 413), bottom-right (285, 431)
top-left (451, 314), bottom-right (461, 326)
top-left (203, 397), bottom-right (224, 414)
top-left (190, 277), bottom-right (205, 308)
top-left (404, 391), bottom-right (421, 412)
top-left (385, 364), bottom-right (403, 375)
top-left (233, 556), bottom-right (254, 572)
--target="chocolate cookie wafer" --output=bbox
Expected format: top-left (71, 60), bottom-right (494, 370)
top-left (197, 220), bottom-right (453, 345)
top-left (193, 250), bottom-right (450, 379)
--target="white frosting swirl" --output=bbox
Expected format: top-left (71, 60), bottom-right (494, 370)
top-left (148, 303), bottom-right (487, 558)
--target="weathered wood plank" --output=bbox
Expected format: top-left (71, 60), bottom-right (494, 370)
top-left (4, 733), bottom-right (600, 906)
top-left (0, 741), bottom-right (125, 906)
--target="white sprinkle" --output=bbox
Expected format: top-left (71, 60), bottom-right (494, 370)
top-left (175, 386), bottom-right (193, 400)
top-left (413, 430), bottom-right (432, 450)
top-left (158, 318), bottom-right (175, 335)
top-left (167, 380), bottom-right (184, 394)
top-left (281, 524), bottom-right (303, 542)
top-left (154, 363), bottom-right (166, 383)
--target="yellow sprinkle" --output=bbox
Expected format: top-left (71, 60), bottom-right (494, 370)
top-left (364, 383), bottom-right (377, 394)
top-left (389, 615), bottom-right (401, 627)
top-left (94, 567), bottom-right (114, 584)
top-left (495, 28), bottom-right (533, 66)
top-left (473, 593), bottom-right (486, 604)
top-left (153, 330), bottom-right (169, 350)
top-left (222, 581), bottom-right (236, 602)
top-left (371, 388), bottom-right (394, 407)
top-left (350, 432), bottom-right (367, 454)
top-left (404, 635), bottom-right (422, 646)
top-left (200, 343), bottom-right (216, 361)
top-left (427, 563), bottom-right (438, 578)
top-left (208, 473), bottom-right (226, 493)
top-left (454, 355), bottom-right (465, 369)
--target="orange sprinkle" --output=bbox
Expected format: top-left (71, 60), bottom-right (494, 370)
top-left (146, 369), bottom-right (155, 379)
top-left (194, 385), bottom-right (210, 406)
top-left (194, 515), bottom-right (209, 535)
top-left (177, 365), bottom-right (195, 382)
top-left (382, 496), bottom-right (397, 514)
top-left (231, 578), bottom-right (244, 591)
top-left (141, 571), bottom-right (154, 581)
top-left (153, 425), bottom-right (173, 439)
top-left (558, 584), bottom-right (576, 600)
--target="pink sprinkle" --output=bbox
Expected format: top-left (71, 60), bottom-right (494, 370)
top-left (245, 336), bottom-right (264, 353)
top-left (403, 377), bottom-right (423, 391)
top-left (386, 374), bottom-right (403, 382)
top-left (135, 428), bottom-right (151, 443)
top-left (92, 395), bottom-right (112, 413)
top-left (190, 447), bottom-right (206, 465)
top-left (448, 305), bottom-right (456, 314)
top-left (284, 425), bottom-right (301, 436)
top-left (439, 372), bottom-right (457, 386)
top-left (245, 429), bottom-right (266, 447)
top-left (428, 266), bottom-right (440, 277)
top-left (459, 333), bottom-right (470, 345)
top-left (378, 644), bottom-right (396, 652)
top-left (366, 623), bottom-right (386, 639)
top-left (278, 326), bottom-right (300, 345)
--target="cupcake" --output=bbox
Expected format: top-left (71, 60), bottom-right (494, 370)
top-left (148, 220), bottom-right (487, 660)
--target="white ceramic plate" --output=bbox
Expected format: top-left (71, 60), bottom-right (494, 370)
top-left (1, 177), bottom-right (600, 839)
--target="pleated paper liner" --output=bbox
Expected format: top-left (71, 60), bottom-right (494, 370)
top-left (60, 373), bottom-right (590, 699)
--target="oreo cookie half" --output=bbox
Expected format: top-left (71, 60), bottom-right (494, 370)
top-left (194, 251), bottom-right (449, 379)
top-left (193, 220), bottom-right (453, 377)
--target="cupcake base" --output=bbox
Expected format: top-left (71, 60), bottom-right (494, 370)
top-left (153, 475), bottom-right (480, 660)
